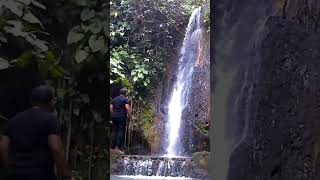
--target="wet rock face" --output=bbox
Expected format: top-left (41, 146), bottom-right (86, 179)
top-left (228, 10), bottom-right (320, 180)
top-left (181, 34), bottom-right (210, 155)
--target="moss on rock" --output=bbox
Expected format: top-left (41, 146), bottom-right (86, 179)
top-left (192, 151), bottom-right (209, 170)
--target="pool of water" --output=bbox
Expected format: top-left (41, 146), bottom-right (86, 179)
top-left (110, 175), bottom-right (195, 180)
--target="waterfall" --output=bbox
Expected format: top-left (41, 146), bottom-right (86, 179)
top-left (165, 7), bottom-right (203, 157)
top-left (210, 1), bottom-right (275, 180)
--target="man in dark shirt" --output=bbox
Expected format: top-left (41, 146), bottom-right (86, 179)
top-left (110, 88), bottom-right (131, 152)
top-left (0, 85), bottom-right (72, 180)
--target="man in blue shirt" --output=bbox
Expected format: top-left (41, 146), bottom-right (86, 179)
top-left (110, 89), bottom-right (131, 152)
top-left (0, 85), bottom-right (72, 180)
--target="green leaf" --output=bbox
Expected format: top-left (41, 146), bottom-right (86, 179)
top-left (88, 35), bottom-right (104, 52)
top-left (75, 49), bottom-right (88, 63)
top-left (25, 36), bottom-right (48, 51)
top-left (49, 65), bottom-right (64, 78)
top-left (81, 9), bottom-right (95, 21)
top-left (133, 76), bottom-right (138, 82)
top-left (0, 57), bottom-right (9, 70)
top-left (67, 26), bottom-right (84, 44)
top-left (31, 0), bottom-right (46, 9)
top-left (81, 23), bottom-right (90, 32)
top-left (46, 51), bottom-right (55, 62)
top-left (88, 20), bottom-right (103, 34)
top-left (16, 51), bottom-right (33, 66)
top-left (144, 81), bottom-right (148, 86)
top-left (138, 73), bottom-right (144, 78)
top-left (4, 20), bottom-right (27, 37)
top-left (3, 0), bottom-right (23, 17)
top-left (23, 10), bottom-right (42, 25)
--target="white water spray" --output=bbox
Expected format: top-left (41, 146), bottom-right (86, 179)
top-left (166, 7), bottom-right (202, 156)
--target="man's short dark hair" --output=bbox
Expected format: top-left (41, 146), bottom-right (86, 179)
top-left (31, 85), bottom-right (53, 104)
top-left (120, 88), bottom-right (126, 95)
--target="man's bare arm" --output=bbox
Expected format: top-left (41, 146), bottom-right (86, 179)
top-left (110, 104), bottom-right (113, 113)
top-left (48, 134), bottom-right (72, 178)
top-left (125, 104), bottom-right (131, 117)
top-left (0, 135), bottom-right (9, 166)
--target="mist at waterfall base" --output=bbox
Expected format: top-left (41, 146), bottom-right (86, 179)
top-left (165, 7), bottom-right (202, 157)
top-left (210, 1), bottom-right (275, 180)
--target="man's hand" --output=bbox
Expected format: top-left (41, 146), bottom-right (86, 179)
top-left (109, 104), bottom-right (113, 113)
top-left (48, 135), bottom-right (72, 178)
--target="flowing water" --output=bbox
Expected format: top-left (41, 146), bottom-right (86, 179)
top-left (110, 175), bottom-right (194, 180)
top-left (114, 156), bottom-right (192, 177)
top-left (166, 7), bottom-right (203, 157)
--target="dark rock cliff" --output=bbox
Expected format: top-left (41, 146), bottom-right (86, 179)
top-left (213, 0), bottom-right (320, 179)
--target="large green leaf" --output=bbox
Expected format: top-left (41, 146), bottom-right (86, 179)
top-left (80, 9), bottom-right (95, 21)
top-left (49, 65), bottom-right (65, 78)
top-left (0, 57), bottom-right (9, 70)
top-left (3, 0), bottom-right (23, 17)
top-left (75, 49), bottom-right (88, 63)
top-left (88, 20), bottom-right (103, 34)
top-left (3, 20), bottom-right (26, 37)
top-left (88, 35), bottom-right (104, 52)
top-left (67, 26), bottom-right (84, 44)
top-left (23, 10), bottom-right (42, 26)
top-left (31, 0), bottom-right (46, 9)
top-left (25, 35), bottom-right (48, 51)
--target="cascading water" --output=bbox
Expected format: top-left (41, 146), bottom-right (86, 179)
top-left (119, 156), bottom-right (190, 177)
top-left (166, 7), bottom-right (203, 157)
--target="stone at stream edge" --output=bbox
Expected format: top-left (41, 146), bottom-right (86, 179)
top-left (111, 149), bottom-right (125, 173)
